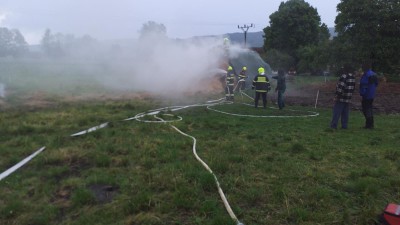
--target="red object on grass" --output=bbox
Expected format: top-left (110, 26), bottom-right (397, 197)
top-left (383, 203), bottom-right (400, 225)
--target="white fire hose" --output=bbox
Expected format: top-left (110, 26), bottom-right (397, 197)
top-left (1, 94), bottom-right (320, 225)
top-left (0, 147), bottom-right (46, 181)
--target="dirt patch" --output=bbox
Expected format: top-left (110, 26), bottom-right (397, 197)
top-left (50, 184), bottom-right (119, 214)
top-left (282, 80), bottom-right (400, 114)
top-left (52, 186), bottom-right (73, 208)
top-left (1, 76), bottom-right (399, 114)
top-left (88, 184), bottom-right (119, 204)
top-left (0, 91), bottom-right (153, 111)
top-left (0, 76), bottom-right (223, 111)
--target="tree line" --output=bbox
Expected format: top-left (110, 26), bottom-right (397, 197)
top-left (263, 0), bottom-right (400, 79)
top-left (0, 27), bottom-right (28, 57)
top-left (0, 27), bottom-right (98, 59)
top-left (0, 0), bottom-right (399, 79)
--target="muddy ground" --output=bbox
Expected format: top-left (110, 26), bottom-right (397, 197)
top-left (283, 80), bottom-right (400, 114)
top-left (1, 79), bottom-right (399, 114)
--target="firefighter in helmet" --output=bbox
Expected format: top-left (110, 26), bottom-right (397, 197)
top-left (237, 66), bottom-right (247, 91)
top-left (252, 67), bottom-right (271, 108)
top-left (226, 66), bottom-right (235, 101)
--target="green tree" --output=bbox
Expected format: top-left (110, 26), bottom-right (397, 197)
top-left (139, 21), bottom-right (167, 40)
top-left (11, 29), bottom-right (28, 56)
top-left (335, 0), bottom-right (400, 74)
top-left (263, 0), bottom-right (329, 71)
top-left (264, 49), bottom-right (295, 71)
top-left (41, 29), bottom-right (64, 57)
top-left (40, 29), bottom-right (96, 58)
top-left (297, 41), bottom-right (330, 75)
top-left (0, 27), bottom-right (28, 57)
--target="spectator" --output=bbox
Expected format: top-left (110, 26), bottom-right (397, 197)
top-left (359, 62), bottom-right (378, 129)
top-left (330, 64), bottom-right (356, 129)
top-left (272, 69), bottom-right (286, 110)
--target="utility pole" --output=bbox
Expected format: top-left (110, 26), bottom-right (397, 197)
top-left (238, 24), bottom-right (254, 47)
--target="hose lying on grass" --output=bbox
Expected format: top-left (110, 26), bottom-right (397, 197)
top-left (1, 95), bottom-right (319, 225)
top-left (70, 97), bottom-right (247, 224)
top-left (0, 147), bottom-right (46, 181)
top-left (207, 91), bottom-right (319, 118)
top-left (155, 114), bottom-right (244, 225)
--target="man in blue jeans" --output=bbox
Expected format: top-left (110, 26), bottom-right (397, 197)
top-left (272, 69), bottom-right (286, 109)
top-left (330, 64), bottom-right (356, 129)
top-left (359, 62), bottom-right (378, 129)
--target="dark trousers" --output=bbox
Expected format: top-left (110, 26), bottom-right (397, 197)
top-left (362, 99), bottom-right (374, 128)
top-left (330, 102), bottom-right (350, 129)
top-left (255, 92), bottom-right (267, 108)
top-left (237, 80), bottom-right (246, 91)
top-left (277, 90), bottom-right (285, 109)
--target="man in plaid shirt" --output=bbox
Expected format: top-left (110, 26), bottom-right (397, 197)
top-left (330, 64), bottom-right (356, 129)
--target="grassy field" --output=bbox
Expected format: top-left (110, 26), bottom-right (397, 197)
top-left (0, 59), bottom-right (399, 225)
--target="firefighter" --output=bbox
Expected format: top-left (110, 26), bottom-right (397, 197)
top-left (252, 67), bottom-right (271, 108)
top-left (237, 66), bottom-right (247, 91)
top-left (226, 66), bottom-right (235, 101)
top-left (223, 37), bottom-right (230, 48)
top-left (222, 37), bottom-right (230, 58)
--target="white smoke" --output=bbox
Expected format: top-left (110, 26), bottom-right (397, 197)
top-left (0, 83), bottom-right (5, 98)
top-left (99, 34), bottom-right (227, 96)
top-left (0, 13), bottom-right (6, 26)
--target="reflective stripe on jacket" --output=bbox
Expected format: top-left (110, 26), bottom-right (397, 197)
top-left (238, 70), bottom-right (247, 80)
top-left (226, 72), bottom-right (235, 86)
top-left (252, 74), bottom-right (270, 92)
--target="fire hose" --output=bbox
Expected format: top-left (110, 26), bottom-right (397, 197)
top-left (1, 95), bottom-right (319, 225)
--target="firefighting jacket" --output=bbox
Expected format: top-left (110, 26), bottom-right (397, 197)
top-left (252, 74), bottom-right (271, 92)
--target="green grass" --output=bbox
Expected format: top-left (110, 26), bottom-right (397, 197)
top-left (1, 99), bottom-right (399, 225)
top-left (0, 59), bottom-right (399, 224)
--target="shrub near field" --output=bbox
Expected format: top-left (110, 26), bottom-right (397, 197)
top-left (0, 97), bottom-right (400, 225)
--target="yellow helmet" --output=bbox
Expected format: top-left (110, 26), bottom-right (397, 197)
top-left (227, 66), bottom-right (233, 71)
top-left (242, 66), bottom-right (247, 71)
top-left (258, 67), bottom-right (265, 74)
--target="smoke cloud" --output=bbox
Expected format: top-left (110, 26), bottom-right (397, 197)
top-left (0, 11), bottom-right (9, 26)
top-left (98, 34), bottom-right (226, 96)
top-left (0, 83), bottom-right (5, 98)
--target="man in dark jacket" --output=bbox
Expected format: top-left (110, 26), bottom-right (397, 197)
top-left (330, 64), bottom-right (356, 129)
top-left (272, 69), bottom-right (286, 109)
top-left (252, 67), bottom-right (271, 108)
top-left (359, 62), bottom-right (378, 129)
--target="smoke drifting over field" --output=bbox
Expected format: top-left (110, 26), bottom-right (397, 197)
top-left (1, 28), bottom-right (271, 103)
top-left (99, 34), bottom-right (226, 95)
top-left (0, 83), bottom-right (5, 98)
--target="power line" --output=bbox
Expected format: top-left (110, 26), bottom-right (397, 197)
top-left (237, 24), bottom-right (254, 47)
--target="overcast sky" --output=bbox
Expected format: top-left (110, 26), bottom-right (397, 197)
top-left (0, 0), bottom-right (340, 45)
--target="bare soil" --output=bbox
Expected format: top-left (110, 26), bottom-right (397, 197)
top-left (1, 78), bottom-right (399, 114)
top-left (284, 80), bottom-right (400, 114)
